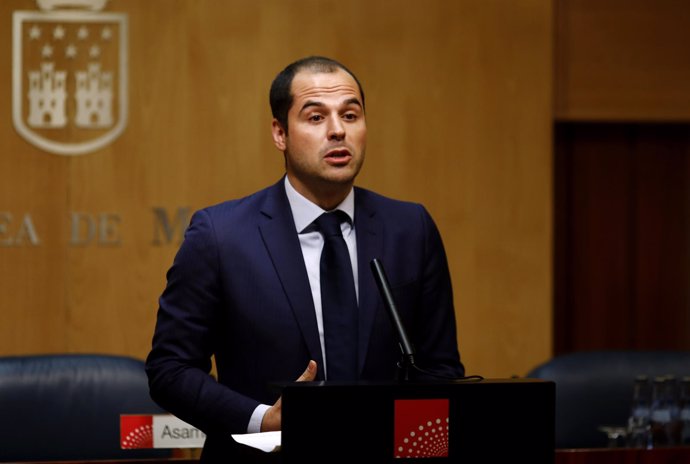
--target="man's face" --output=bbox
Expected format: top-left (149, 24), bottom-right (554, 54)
top-left (272, 68), bottom-right (367, 207)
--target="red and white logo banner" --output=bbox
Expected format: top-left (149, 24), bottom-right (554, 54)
top-left (393, 399), bottom-right (450, 458)
top-left (120, 414), bottom-right (206, 449)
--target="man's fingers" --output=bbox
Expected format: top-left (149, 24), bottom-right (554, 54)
top-left (261, 361), bottom-right (317, 432)
top-left (296, 360), bottom-right (317, 382)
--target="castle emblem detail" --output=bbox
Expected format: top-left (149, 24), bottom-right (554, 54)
top-left (13, 0), bottom-right (128, 156)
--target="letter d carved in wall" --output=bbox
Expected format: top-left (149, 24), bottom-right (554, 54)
top-left (12, 0), bottom-right (128, 156)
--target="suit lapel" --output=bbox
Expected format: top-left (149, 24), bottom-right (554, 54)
top-left (354, 189), bottom-right (384, 375)
top-left (258, 181), bottom-right (325, 378)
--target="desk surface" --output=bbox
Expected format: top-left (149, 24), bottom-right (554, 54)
top-left (556, 447), bottom-right (690, 464)
top-left (11, 447), bottom-right (690, 464)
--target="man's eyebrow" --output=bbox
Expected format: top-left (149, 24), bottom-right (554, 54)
top-left (299, 100), bottom-right (324, 113)
top-left (298, 97), bottom-right (363, 114)
top-left (344, 97), bottom-right (363, 108)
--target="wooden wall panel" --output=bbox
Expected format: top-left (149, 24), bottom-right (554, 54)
top-left (555, 0), bottom-right (690, 121)
top-left (555, 1), bottom-right (690, 354)
top-left (0, 8), bottom-right (70, 352)
top-left (555, 123), bottom-right (690, 353)
top-left (0, 0), bottom-right (553, 378)
top-left (633, 127), bottom-right (690, 348)
top-left (555, 125), bottom-right (636, 352)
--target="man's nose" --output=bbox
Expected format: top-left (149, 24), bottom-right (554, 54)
top-left (327, 116), bottom-right (345, 141)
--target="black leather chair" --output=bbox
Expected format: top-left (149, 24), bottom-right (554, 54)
top-left (0, 353), bottom-right (173, 461)
top-left (526, 350), bottom-right (690, 449)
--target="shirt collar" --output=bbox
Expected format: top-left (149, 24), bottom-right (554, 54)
top-left (284, 176), bottom-right (355, 233)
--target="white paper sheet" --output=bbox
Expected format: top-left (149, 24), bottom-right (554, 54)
top-left (231, 431), bottom-right (281, 452)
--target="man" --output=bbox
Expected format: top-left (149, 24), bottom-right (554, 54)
top-left (145, 56), bottom-right (464, 461)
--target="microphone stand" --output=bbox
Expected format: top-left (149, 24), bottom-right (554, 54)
top-left (370, 258), bottom-right (416, 382)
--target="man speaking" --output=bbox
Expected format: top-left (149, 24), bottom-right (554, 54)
top-left (145, 56), bottom-right (465, 462)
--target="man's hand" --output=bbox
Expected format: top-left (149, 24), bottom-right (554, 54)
top-left (260, 360), bottom-right (317, 432)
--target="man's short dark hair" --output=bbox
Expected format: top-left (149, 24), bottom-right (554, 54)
top-left (269, 56), bottom-right (365, 133)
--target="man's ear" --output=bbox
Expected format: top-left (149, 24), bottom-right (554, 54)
top-left (271, 119), bottom-right (287, 151)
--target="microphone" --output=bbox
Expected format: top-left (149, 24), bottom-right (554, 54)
top-left (370, 258), bottom-right (416, 379)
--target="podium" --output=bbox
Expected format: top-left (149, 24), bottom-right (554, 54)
top-left (281, 378), bottom-right (555, 462)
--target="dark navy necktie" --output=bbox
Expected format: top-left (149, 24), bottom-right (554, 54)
top-left (314, 211), bottom-right (358, 381)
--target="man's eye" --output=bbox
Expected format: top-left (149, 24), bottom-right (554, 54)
top-left (309, 115), bottom-right (323, 122)
top-left (343, 113), bottom-right (357, 121)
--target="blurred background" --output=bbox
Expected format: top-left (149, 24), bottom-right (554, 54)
top-left (1, 0), bottom-right (688, 380)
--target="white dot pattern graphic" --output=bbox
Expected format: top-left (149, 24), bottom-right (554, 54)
top-left (121, 424), bottom-right (153, 449)
top-left (395, 416), bottom-right (449, 458)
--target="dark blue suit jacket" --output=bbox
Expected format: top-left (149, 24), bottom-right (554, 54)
top-left (145, 178), bottom-right (463, 459)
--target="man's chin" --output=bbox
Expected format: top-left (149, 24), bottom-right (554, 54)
top-left (323, 172), bottom-right (358, 187)
top-left (325, 162), bottom-right (363, 183)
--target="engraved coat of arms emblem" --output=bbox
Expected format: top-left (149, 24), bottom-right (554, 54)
top-left (13, 0), bottom-right (128, 155)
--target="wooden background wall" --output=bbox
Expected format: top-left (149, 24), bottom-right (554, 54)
top-left (555, 123), bottom-right (690, 353)
top-left (553, 0), bottom-right (690, 353)
top-left (555, 0), bottom-right (690, 122)
top-left (0, 0), bottom-right (553, 378)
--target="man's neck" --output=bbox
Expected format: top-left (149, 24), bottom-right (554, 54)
top-left (286, 174), bottom-right (353, 211)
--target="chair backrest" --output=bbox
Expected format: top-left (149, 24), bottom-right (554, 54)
top-left (525, 350), bottom-right (690, 449)
top-left (0, 353), bottom-right (172, 462)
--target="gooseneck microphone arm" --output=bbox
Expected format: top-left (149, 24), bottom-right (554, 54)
top-left (370, 258), bottom-right (416, 381)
